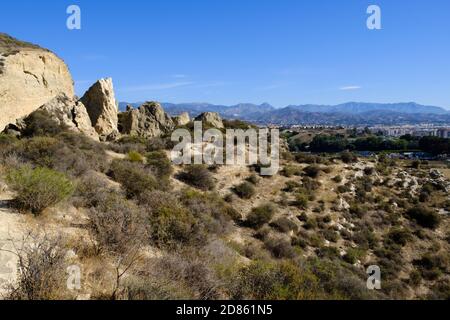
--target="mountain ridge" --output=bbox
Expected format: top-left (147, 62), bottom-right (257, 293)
top-left (118, 101), bottom-right (450, 126)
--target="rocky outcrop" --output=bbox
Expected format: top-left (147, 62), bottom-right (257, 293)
top-left (38, 93), bottom-right (99, 139)
top-left (119, 101), bottom-right (175, 138)
top-left (0, 33), bottom-right (74, 132)
top-left (81, 78), bottom-right (119, 141)
top-left (173, 112), bottom-right (191, 126)
top-left (195, 112), bottom-right (224, 129)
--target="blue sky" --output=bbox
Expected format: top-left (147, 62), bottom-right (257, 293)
top-left (1, 0), bottom-right (450, 108)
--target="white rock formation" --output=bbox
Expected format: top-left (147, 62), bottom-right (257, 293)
top-left (81, 78), bottom-right (119, 140)
top-left (0, 33), bottom-right (74, 131)
top-left (195, 112), bottom-right (224, 129)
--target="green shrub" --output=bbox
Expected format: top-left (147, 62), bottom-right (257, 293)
top-left (127, 151), bottom-right (144, 162)
top-left (321, 228), bottom-right (339, 243)
top-left (6, 166), bottom-right (74, 214)
top-left (343, 248), bottom-right (365, 264)
top-left (246, 174), bottom-right (259, 185)
top-left (110, 159), bottom-right (158, 198)
top-left (246, 204), bottom-right (276, 229)
top-left (340, 152), bottom-right (357, 164)
top-left (283, 181), bottom-right (301, 193)
top-left (332, 175), bottom-right (343, 183)
top-left (303, 218), bottom-right (318, 230)
top-left (264, 237), bottom-right (296, 259)
top-left (230, 260), bottom-right (325, 300)
top-left (233, 182), bottom-right (256, 199)
top-left (406, 206), bottom-right (441, 229)
top-left (303, 165), bottom-right (321, 178)
top-left (146, 151), bottom-right (173, 179)
top-left (22, 110), bottom-right (67, 137)
top-left (294, 192), bottom-right (309, 209)
top-left (270, 217), bottom-right (298, 233)
top-left (414, 253), bottom-right (449, 281)
top-left (386, 227), bottom-right (412, 247)
top-left (177, 165), bottom-right (215, 191)
top-left (282, 165), bottom-right (302, 177)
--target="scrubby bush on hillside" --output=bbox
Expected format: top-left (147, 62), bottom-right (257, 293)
top-left (414, 252), bottom-right (449, 280)
top-left (87, 193), bottom-right (146, 254)
top-left (146, 150), bottom-right (173, 179)
top-left (282, 165), bottom-right (302, 177)
top-left (177, 165), bottom-right (215, 191)
top-left (147, 199), bottom-right (197, 248)
top-left (294, 192), bottom-right (309, 210)
top-left (270, 217), bottom-right (298, 233)
top-left (127, 151), bottom-right (144, 162)
top-left (406, 206), bottom-right (441, 229)
top-left (304, 165), bottom-right (321, 178)
top-left (386, 227), bottom-right (412, 247)
top-left (5, 234), bottom-right (71, 300)
top-left (229, 260), bottom-right (346, 300)
top-left (340, 152), bottom-right (357, 164)
top-left (246, 174), bottom-right (259, 185)
top-left (264, 237), bottom-right (296, 259)
top-left (110, 159), bottom-right (158, 198)
top-left (6, 166), bottom-right (74, 214)
top-left (22, 110), bottom-right (67, 137)
top-left (233, 181), bottom-right (256, 199)
top-left (246, 204), bottom-right (276, 229)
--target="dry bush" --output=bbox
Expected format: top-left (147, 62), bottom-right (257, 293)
top-left (246, 203), bottom-right (276, 229)
top-left (109, 159), bottom-right (159, 198)
top-left (270, 217), bottom-right (298, 233)
top-left (146, 150), bottom-right (173, 179)
top-left (405, 205), bottom-right (441, 229)
top-left (180, 189), bottom-right (234, 238)
top-left (233, 181), bottom-right (256, 199)
top-left (264, 236), bottom-right (296, 259)
top-left (22, 110), bottom-right (67, 137)
top-left (303, 165), bottom-right (321, 178)
top-left (3, 233), bottom-right (73, 300)
top-left (123, 251), bottom-right (223, 300)
top-left (177, 165), bottom-right (215, 191)
top-left (228, 260), bottom-right (327, 300)
top-left (87, 193), bottom-right (147, 255)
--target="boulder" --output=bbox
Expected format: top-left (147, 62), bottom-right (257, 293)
top-left (22, 93), bottom-right (99, 140)
top-left (0, 33), bottom-right (74, 131)
top-left (81, 78), bottom-right (119, 140)
top-left (119, 101), bottom-right (175, 138)
top-left (194, 112), bottom-right (224, 129)
top-left (173, 112), bottom-right (191, 126)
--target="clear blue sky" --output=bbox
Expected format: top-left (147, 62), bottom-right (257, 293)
top-left (1, 0), bottom-right (450, 108)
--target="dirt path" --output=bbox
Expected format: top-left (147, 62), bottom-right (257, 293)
top-left (0, 189), bottom-right (27, 298)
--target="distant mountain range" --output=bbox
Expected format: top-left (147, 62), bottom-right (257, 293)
top-left (119, 102), bottom-right (450, 126)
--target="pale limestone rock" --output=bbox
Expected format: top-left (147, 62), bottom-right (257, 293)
top-left (25, 93), bottom-right (99, 140)
top-left (0, 33), bottom-right (74, 131)
top-left (173, 112), bottom-right (191, 126)
top-left (119, 101), bottom-right (175, 138)
top-left (195, 112), bottom-right (224, 129)
top-left (81, 78), bottom-right (119, 140)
